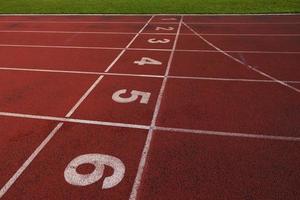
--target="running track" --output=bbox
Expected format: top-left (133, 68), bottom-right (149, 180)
top-left (0, 14), bottom-right (299, 200)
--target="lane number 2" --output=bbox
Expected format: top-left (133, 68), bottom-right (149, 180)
top-left (112, 89), bottom-right (151, 104)
top-left (64, 154), bottom-right (125, 189)
top-left (148, 38), bottom-right (170, 43)
top-left (134, 57), bottom-right (162, 66)
top-left (155, 27), bottom-right (174, 31)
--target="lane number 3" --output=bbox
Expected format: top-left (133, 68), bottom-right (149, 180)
top-left (112, 89), bottom-right (151, 104)
top-left (148, 38), bottom-right (170, 43)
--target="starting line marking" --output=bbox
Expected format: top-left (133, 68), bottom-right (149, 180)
top-left (1, 30), bottom-right (300, 37)
top-left (1, 43), bottom-right (300, 54)
top-left (0, 111), bottom-right (299, 142)
top-left (0, 66), bottom-right (299, 84)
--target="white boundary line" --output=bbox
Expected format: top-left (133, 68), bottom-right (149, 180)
top-left (0, 20), bottom-right (178, 24)
top-left (183, 22), bottom-right (300, 93)
top-left (0, 30), bottom-right (300, 36)
top-left (0, 20), bottom-right (299, 25)
top-left (129, 16), bottom-right (183, 200)
top-left (0, 66), bottom-right (299, 84)
top-left (0, 15), bottom-right (155, 198)
top-left (0, 112), bottom-right (150, 130)
top-left (1, 43), bottom-right (300, 54)
top-left (0, 111), bottom-right (299, 142)
top-left (0, 13), bottom-right (299, 16)
top-left (156, 127), bottom-right (300, 142)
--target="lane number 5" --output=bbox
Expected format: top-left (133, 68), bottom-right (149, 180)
top-left (112, 89), bottom-right (151, 104)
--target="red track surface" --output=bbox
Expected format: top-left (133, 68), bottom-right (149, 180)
top-left (0, 14), bottom-right (299, 200)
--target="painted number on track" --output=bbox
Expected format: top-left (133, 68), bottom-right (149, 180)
top-left (64, 154), bottom-right (125, 189)
top-left (134, 57), bottom-right (162, 66)
top-left (155, 26), bottom-right (174, 31)
top-left (161, 18), bottom-right (177, 21)
top-left (112, 89), bottom-right (151, 104)
top-left (148, 38), bottom-right (170, 44)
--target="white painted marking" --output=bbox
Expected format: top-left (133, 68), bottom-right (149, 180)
top-left (0, 111), bottom-right (299, 142)
top-left (183, 22), bottom-right (300, 93)
top-left (134, 57), bottom-right (162, 66)
top-left (187, 22), bottom-right (300, 25)
top-left (155, 26), bottom-right (175, 31)
top-left (112, 89), bottom-right (151, 104)
top-left (147, 38), bottom-right (170, 43)
top-left (0, 43), bottom-right (300, 54)
top-left (64, 154), bottom-right (125, 189)
top-left (156, 126), bottom-right (300, 142)
top-left (0, 111), bottom-right (150, 130)
top-left (0, 122), bottom-right (64, 198)
top-left (104, 16), bottom-right (154, 72)
top-left (0, 66), bottom-right (299, 84)
top-left (161, 18), bottom-right (177, 21)
top-left (129, 16), bottom-right (184, 200)
top-left (0, 13), bottom-right (299, 16)
top-left (0, 16), bottom-right (155, 197)
top-left (0, 30), bottom-right (300, 36)
top-left (0, 20), bottom-right (178, 24)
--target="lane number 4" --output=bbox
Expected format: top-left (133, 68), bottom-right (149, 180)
top-left (134, 57), bottom-right (162, 66)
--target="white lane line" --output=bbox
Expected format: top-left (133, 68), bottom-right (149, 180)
top-left (0, 30), bottom-right (175, 35)
top-left (0, 20), bottom-right (178, 24)
top-left (0, 30), bottom-right (300, 36)
top-left (0, 16), bottom-right (155, 198)
top-left (0, 67), bottom-right (165, 78)
top-left (197, 33), bottom-right (300, 36)
top-left (175, 49), bottom-right (300, 54)
top-left (1, 43), bottom-right (300, 54)
top-left (168, 75), bottom-right (300, 83)
top-left (0, 112), bottom-right (150, 130)
top-left (156, 126), bottom-right (300, 142)
top-left (66, 15), bottom-right (155, 115)
top-left (0, 19), bottom-right (299, 24)
top-left (183, 22), bottom-right (300, 93)
top-left (129, 16), bottom-right (183, 200)
top-left (0, 111), bottom-right (299, 142)
top-left (186, 22), bottom-right (300, 25)
top-left (0, 13), bottom-right (299, 16)
top-left (0, 66), bottom-right (300, 84)
top-left (0, 122), bottom-right (64, 198)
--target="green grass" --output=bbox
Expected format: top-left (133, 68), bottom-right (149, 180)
top-left (0, 0), bottom-right (299, 14)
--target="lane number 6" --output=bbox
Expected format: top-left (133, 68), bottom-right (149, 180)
top-left (64, 154), bottom-right (125, 189)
